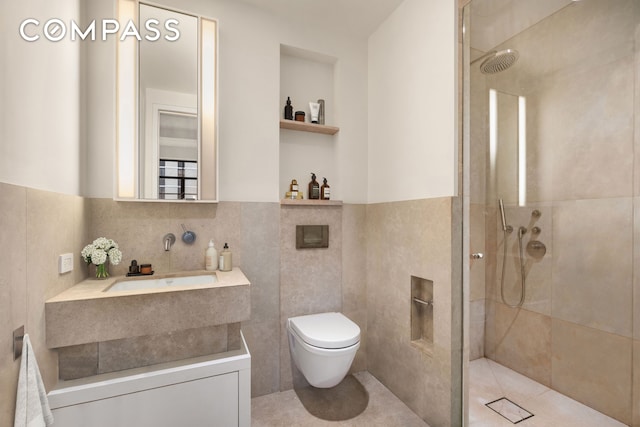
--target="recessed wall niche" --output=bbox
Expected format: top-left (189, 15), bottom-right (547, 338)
top-left (411, 275), bottom-right (434, 354)
top-left (279, 45), bottom-right (338, 200)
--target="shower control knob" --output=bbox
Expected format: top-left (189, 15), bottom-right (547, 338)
top-left (470, 253), bottom-right (484, 260)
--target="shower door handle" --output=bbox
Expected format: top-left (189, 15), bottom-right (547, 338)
top-left (470, 253), bottom-right (484, 260)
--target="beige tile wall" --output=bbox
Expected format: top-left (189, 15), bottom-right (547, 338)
top-left (552, 199), bottom-right (633, 336)
top-left (278, 205), bottom-right (343, 390)
top-left (238, 202), bottom-right (281, 396)
top-left (366, 198), bottom-right (460, 427)
top-left (57, 324), bottom-right (239, 380)
top-left (0, 183), bottom-right (88, 427)
top-left (552, 318), bottom-right (632, 425)
top-left (88, 199), bottom-right (282, 398)
top-left (634, 340), bottom-right (640, 426)
top-left (1, 184), bottom-right (460, 427)
top-left (342, 204), bottom-right (368, 373)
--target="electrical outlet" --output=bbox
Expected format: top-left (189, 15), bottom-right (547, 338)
top-left (59, 253), bottom-right (74, 274)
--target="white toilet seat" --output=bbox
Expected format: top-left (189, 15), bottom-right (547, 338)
top-left (288, 312), bottom-right (360, 349)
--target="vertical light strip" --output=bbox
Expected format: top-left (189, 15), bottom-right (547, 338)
top-left (116, 0), bottom-right (137, 198)
top-left (518, 96), bottom-right (527, 206)
top-left (200, 18), bottom-right (217, 201)
top-left (489, 89), bottom-right (498, 197)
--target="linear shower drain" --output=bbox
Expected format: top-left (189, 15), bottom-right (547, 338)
top-left (485, 397), bottom-right (534, 424)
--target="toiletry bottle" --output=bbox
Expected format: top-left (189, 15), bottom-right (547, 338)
top-left (219, 243), bottom-right (232, 272)
top-left (317, 99), bottom-right (325, 125)
top-left (308, 173), bottom-right (320, 199)
top-left (309, 102), bottom-right (320, 124)
top-left (321, 177), bottom-right (331, 200)
top-left (284, 97), bottom-right (293, 120)
top-left (290, 179), bottom-right (299, 199)
top-left (205, 240), bottom-right (218, 271)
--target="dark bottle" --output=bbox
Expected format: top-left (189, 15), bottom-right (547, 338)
top-left (284, 97), bottom-right (293, 120)
top-left (308, 173), bottom-right (320, 200)
top-left (321, 177), bottom-right (331, 200)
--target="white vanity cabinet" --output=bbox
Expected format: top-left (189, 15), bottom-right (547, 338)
top-left (48, 334), bottom-right (251, 427)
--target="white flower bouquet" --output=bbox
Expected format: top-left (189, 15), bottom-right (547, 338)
top-left (81, 237), bottom-right (122, 279)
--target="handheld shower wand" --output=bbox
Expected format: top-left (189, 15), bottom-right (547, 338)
top-left (499, 198), bottom-right (508, 232)
top-left (497, 198), bottom-right (526, 308)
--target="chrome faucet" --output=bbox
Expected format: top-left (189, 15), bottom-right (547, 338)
top-left (163, 233), bottom-right (176, 251)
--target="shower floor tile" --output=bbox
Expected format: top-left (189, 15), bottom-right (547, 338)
top-left (469, 358), bottom-right (628, 427)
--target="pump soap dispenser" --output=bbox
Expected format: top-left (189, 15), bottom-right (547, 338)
top-left (284, 97), bottom-right (293, 120)
top-left (205, 240), bottom-right (218, 271)
top-left (308, 173), bottom-right (320, 200)
top-left (321, 177), bottom-right (331, 200)
top-left (219, 243), bottom-right (233, 272)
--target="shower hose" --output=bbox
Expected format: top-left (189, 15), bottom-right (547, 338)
top-left (500, 226), bottom-right (527, 308)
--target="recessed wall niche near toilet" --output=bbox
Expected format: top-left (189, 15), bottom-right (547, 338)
top-left (411, 275), bottom-right (434, 354)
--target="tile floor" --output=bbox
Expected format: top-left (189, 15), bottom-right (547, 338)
top-left (252, 359), bottom-right (628, 426)
top-left (251, 371), bottom-right (429, 427)
top-left (469, 358), bottom-right (628, 427)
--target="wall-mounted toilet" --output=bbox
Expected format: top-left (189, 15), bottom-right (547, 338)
top-left (287, 312), bottom-right (360, 388)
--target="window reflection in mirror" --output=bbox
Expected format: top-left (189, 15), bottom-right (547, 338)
top-left (139, 4), bottom-right (197, 200)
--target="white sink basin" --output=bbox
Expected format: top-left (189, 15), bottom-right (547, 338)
top-left (106, 274), bottom-right (218, 292)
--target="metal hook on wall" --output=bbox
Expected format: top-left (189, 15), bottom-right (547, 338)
top-left (13, 325), bottom-right (24, 361)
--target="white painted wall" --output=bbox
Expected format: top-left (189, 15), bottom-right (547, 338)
top-left (368, 0), bottom-right (457, 203)
top-left (2, 0), bottom-right (457, 204)
top-left (0, 0), bottom-right (82, 195)
top-left (82, 0), bottom-right (370, 202)
top-left (83, 0), bottom-right (117, 198)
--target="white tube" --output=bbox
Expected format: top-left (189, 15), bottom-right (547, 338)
top-left (309, 102), bottom-right (320, 124)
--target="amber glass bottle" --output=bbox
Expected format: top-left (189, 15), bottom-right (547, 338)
top-left (308, 173), bottom-right (320, 199)
top-left (321, 177), bottom-right (331, 200)
top-left (284, 97), bottom-right (293, 120)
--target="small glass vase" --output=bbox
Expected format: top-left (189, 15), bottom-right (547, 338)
top-left (91, 261), bottom-right (110, 279)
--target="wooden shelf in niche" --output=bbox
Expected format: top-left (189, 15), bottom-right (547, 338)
top-left (279, 119), bottom-right (339, 135)
top-left (280, 199), bottom-right (342, 206)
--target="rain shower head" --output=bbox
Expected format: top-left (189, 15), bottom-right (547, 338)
top-left (473, 49), bottom-right (520, 74)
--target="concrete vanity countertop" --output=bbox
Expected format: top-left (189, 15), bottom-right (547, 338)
top-left (45, 268), bottom-right (251, 349)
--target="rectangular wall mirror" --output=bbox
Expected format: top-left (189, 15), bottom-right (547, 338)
top-left (117, 0), bottom-right (218, 202)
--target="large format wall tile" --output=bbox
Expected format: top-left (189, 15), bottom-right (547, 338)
top-left (366, 198), bottom-right (456, 426)
top-left (89, 199), bottom-right (241, 276)
top-left (468, 299), bottom-right (485, 361)
top-left (26, 189), bottom-right (89, 391)
top-left (634, 197), bottom-right (640, 340)
top-left (342, 204), bottom-right (368, 373)
top-left (491, 302), bottom-right (551, 387)
top-left (239, 202), bottom-right (281, 397)
top-left (279, 205), bottom-right (342, 390)
top-left (551, 198), bottom-right (633, 337)
top-left (542, 56), bottom-right (634, 202)
top-left (552, 318), bottom-right (632, 425)
top-left (0, 184), bottom-right (88, 427)
top-left (0, 183), bottom-right (28, 427)
top-left (89, 199), bottom-right (282, 398)
top-left (633, 340), bottom-right (640, 426)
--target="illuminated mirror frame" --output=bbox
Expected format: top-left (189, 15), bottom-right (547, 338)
top-left (116, 0), bottom-right (218, 202)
